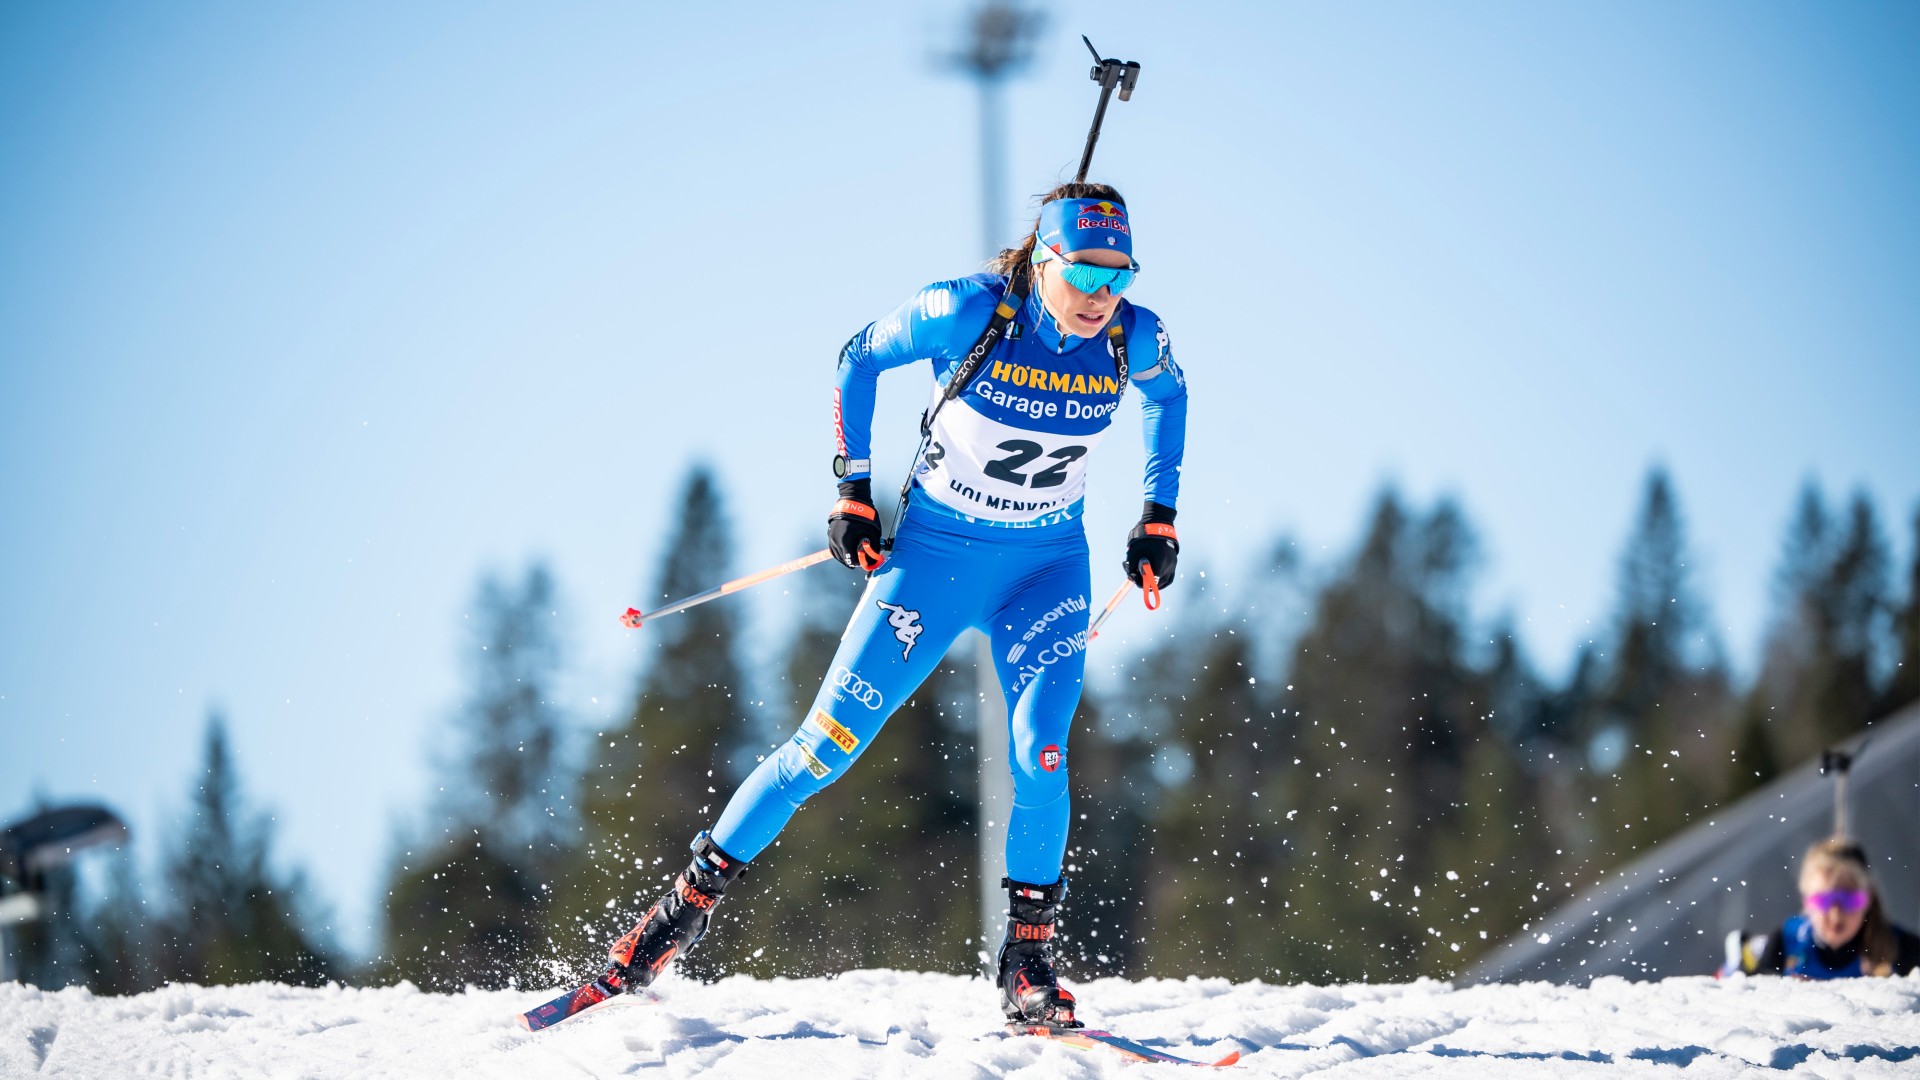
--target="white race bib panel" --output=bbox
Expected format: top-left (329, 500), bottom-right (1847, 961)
top-left (918, 397), bottom-right (1110, 523)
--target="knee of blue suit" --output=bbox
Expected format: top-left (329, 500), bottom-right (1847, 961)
top-left (1011, 748), bottom-right (1070, 808)
top-left (772, 736), bottom-right (840, 802)
top-left (709, 735), bottom-right (844, 861)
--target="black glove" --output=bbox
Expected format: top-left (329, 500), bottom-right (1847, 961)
top-left (1124, 502), bottom-right (1179, 589)
top-left (827, 479), bottom-right (886, 571)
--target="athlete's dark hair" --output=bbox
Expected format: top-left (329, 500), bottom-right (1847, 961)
top-left (1802, 837), bottom-right (1898, 976)
top-left (986, 181), bottom-right (1127, 280)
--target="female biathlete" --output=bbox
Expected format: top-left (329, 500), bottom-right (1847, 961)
top-left (584, 182), bottom-right (1186, 1026)
top-left (1722, 838), bottom-right (1920, 979)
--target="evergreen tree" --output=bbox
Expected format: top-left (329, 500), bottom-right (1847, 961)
top-left (1743, 482), bottom-right (1831, 787)
top-left (1133, 615), bottom-right (1294, 981)
top-left (1884, 507), bottom-right (1920, 716)
top-left (570, 464), bottom-right (753, 980)
top-left (83, 846), bottom-right (163, 995)
top-left (1582, 468), bottom-right (1731, 864)
top-left (1754, 485), bottom-right (1892, 765)
top-left (1221, 490), bottom-right (1538, 982)
top-left (158, 715), bottom-right (335, 986)
top-left (383, 563), bottom-right (574, 990)
top-left (1057, 684), bottom-right (1155, 979)
top-left (1723, 687), bottom-right (1783, 800)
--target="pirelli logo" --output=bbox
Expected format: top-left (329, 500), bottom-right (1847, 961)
top-left (798, 745), bottom-right (831, 779)
top-left (987, 361), bottom-right (1120, 396)
top-left (809, 710), bottom-right (860, 754)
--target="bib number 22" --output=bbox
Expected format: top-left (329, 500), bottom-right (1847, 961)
top-left (983, 439), bottom-right (1088, 489)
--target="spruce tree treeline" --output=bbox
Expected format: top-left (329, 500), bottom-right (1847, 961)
top-left (9, 716), bottom-right (339, 992)
top-left (379, 563), bottom-right (574, 990)
top-left (20, 465), bottom-right (1917, 992)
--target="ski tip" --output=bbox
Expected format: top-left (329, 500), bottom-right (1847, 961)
top-left (514, 1013), bottom-right (536, 1032)
top-left (1210, 1049), bottom-right (1242, 1067)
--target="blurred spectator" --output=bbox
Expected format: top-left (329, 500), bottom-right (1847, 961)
top-left (1723, 838), bottom-right (1920, 978)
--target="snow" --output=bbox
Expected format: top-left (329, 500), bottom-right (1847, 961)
top-left (3, 971), bottom-right (1918, 1078)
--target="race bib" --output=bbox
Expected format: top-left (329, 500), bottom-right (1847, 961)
top-left (916, 398), bottom-right (1108, 523)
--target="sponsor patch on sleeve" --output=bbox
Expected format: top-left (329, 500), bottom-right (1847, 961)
top-left (809, 709), bottom-right (861, 754)
top-left (798, 744), bottom-right (832, 779)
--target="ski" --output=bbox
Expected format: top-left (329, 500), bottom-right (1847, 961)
top-left (515, 977), bottom-right (652, 1031)
top-left (1009, 1022), bottom-right (1242, 1067)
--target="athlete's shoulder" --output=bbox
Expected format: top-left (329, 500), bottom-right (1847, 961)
top-left (1120, 301), bottom-right (1182, 385)
top-left (1120, 299), bottom-right (1166, 333)
top-left (913, 273), bottom-right (1006, 322)
top-left (902, 274), bottom-right (1007, 355)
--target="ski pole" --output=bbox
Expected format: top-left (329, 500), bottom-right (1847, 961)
top-left (621, 549), bottom-right (835, 629)
top-left (1086, 564), bottom-right (1163, 640)
top-left (1087, 581), bottom-right (1131, 640)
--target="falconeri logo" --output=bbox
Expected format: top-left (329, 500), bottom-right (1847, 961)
top-left (875, 599), bottom-right (924, 660)
top-left (1005, 595), bottom-right (1087, 663)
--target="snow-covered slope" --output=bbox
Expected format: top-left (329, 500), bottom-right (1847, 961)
top-left (4, 970), bottom-right (1917, 1078)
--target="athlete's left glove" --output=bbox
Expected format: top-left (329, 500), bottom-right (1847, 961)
top-left (1124, 502), bottom-right (1179, 589)
top-left (827, 479), bottom-right (887, 572)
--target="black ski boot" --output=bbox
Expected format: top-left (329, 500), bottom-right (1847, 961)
top-left (598, 832), bottom-right (748, 994)
top-left (997, 876), bottom-right (1081, 1027)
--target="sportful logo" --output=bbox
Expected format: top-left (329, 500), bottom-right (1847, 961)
top-left (1021, 595), bottom-right (1088, 645)
top-left (876, 599), bottom-right (924, 660)
top-left (918, 287), bottom-right (954, 319)
top-left (1005, 642), bottom-right (1027, 664)
top-left (830, 665), bottom-right (884, 710)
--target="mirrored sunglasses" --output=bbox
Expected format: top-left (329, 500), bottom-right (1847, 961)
top-left (1033, 242), bottom-right (1138, 295)
top-left (1803, 888), bottom-right (1870, 914)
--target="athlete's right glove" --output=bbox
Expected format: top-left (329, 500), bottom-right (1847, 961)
top-left (1124, 502), bottom-right (1179, 590)
top-left (827, 479), bottom-right (886, 572)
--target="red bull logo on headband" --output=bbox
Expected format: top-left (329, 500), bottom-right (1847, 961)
top-left (1076, 200), bottom-right (1129, 234)
top-left (1038, 197), bottom-right (1133, 256)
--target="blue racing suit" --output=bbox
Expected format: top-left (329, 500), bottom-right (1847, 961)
top-left (711, 273), bottom-right (1188, 885)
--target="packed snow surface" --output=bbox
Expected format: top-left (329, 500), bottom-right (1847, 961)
top-left (4, 970), bottom-right (1918, 1078)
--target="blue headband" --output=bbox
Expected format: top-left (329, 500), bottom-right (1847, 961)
top-left (1036, 198), bottom-right (1133, 259)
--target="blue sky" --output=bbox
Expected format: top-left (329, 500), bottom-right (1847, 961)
top-left (4, 1), bottom-right (1916, 958)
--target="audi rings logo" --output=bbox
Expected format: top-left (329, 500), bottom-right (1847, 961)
top-left (831, 666), bottom-right (884, 711)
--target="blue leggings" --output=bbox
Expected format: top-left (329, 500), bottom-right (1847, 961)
top-left (711, 501), bottom-right (1091, 885)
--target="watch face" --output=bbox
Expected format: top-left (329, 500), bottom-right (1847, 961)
top-left (833, 455), bottom-right (850, 478)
